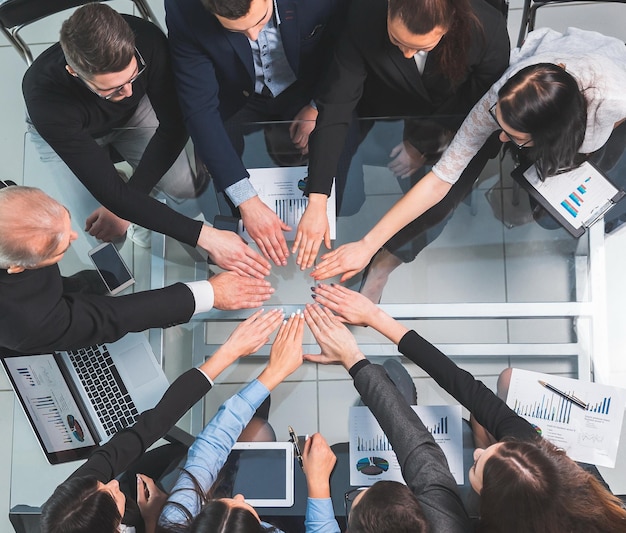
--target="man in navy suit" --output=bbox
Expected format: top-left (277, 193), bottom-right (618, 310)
top-left (166, 0), bottom-right (346, 267)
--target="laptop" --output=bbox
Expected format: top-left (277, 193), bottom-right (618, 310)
top-left (1, 332), bottom-right (170, 464)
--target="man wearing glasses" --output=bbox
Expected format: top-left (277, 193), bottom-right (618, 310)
top-left (22, 4), bottom-right (269, 279)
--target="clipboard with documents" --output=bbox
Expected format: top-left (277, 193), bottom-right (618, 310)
top-left (512, 161), bottom-right (625, 237)
top-left (242, 166), bottom-right (337, 241)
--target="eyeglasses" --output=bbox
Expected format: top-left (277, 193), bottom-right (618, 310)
top-left (489, 103), bottom-right (532, 149)
top-left (0, 179), bottom-right (17, 189)
top-left (344, 487), bottom-right (368, 520)
top-left (75, 47), bottom-right (146, 100)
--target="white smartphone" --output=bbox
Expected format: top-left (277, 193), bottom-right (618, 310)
top-left (88, 242), bottom-right (135, 295)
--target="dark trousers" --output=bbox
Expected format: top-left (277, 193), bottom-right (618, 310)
top-left (384, 132), bottom-right (502, 262)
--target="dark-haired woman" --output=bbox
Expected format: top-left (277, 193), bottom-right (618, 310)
top-left (40, 309), bottom-right (284, 533)
top-left (157, 313), bottom-right (340, 533)
top-left (311, 283), bottom-right (626, 532)
top-left (293, 0), bottom-right (510, 269)
top-left (311, 27), bottom-right (626, 296)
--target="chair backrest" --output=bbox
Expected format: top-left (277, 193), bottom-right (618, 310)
top-left (0, 0), bottom-right (161, 65)
top-left (516, 0), bottom-right (626, 46)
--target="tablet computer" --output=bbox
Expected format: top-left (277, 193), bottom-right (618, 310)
top-left (225, 442), bottom-right (294, 507)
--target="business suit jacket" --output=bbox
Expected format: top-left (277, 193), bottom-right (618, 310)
top-left (307, 0), bottom-right (510, 196)
top-left (0, 265), bottom-right (195, 355)
top-left (165, 0), bottom-right (345, 192)
top-left (353, 362), bottom-right (471, 532)
top-left (42, 368), bottom-right (209, 522)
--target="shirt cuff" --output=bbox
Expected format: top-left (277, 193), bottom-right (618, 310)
top-left (184, 280), bottom-right (215, 315)
top-left (240, 379), bottom-right (271, 408)
top-left (349, 358), bottom-right (371, 379)
top-left (195, 367), bottom-right (215, 387)
top-left (225, 178), bottom-right (258, 207)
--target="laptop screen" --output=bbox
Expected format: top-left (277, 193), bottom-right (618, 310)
top-left (2, 353), bottom-right (99, 464)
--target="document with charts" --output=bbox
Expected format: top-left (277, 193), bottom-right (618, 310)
top-left (506, 369), bottom-right (626, 467)
top-left (243, 167), bottom-right (336, 241)
top-left (519, 161), bottom-right (624, 236)
top-left (349, 405), bottom-right (463, 486)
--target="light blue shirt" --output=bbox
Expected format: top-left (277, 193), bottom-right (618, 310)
top-left (305, 497), bottom-right (341, 533)
top-left (225, 0), bottom-right (297, 206)
top-left (248, 10), bottom-right (296, 97)
top-left (158, 379), bottom-right (339, 532)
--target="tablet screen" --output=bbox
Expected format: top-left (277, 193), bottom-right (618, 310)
top-left (223, 443), bottom-right (294, 507)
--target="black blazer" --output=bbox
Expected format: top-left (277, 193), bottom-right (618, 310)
top-left (0, 265), bottom-right (195, 355)
top-left (307, 0), bottom-right (510, 196)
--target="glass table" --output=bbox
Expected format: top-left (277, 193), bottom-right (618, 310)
top-left (11, 116), bottom-right (622, 530)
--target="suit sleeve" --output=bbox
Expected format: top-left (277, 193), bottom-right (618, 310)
top-left (23, 283), bottom-right (196, 354)
top-left (352, 363), bottom-right (470, 533)
top-left (398, 330), bottom-right (536, 441)
top-left (165, 0), bottom-right (249, 192)
top-left (68, 368), bottom-right (212, 483)
top-left (306, 26), bottom-right (368, 197)
top-left (128, 21), bottom-right (190, 192)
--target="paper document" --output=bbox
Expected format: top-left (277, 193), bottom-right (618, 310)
top-left (243, 167), bottom-right (336, 241)
top-left (349, 405), bottom-right (464, 486)
top-left (507, 369), bottom-right (626, 467)
top-left (524, 162), bottom-right (619, 229)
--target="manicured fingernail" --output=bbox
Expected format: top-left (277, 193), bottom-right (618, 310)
top-left (311, 294), bottom-right (317, 298)
top-left (290, 312), bottom-right (295, 318)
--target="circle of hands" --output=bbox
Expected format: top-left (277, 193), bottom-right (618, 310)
top-left (137, 282), bottom-right (381, 528)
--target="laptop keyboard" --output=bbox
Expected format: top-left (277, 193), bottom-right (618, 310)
top-left (67, 345), bottom-right (139, 437)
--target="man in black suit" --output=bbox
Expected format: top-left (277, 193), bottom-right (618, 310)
top-left (0, 185), bottom-right (274, 355)
top-left (293, 0), bottom-right (510, 270)
top-left (166, 0), bottom-right (347, 267)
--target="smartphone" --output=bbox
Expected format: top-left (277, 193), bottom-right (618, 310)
top-left (88, 242), bottom-right (135, 295)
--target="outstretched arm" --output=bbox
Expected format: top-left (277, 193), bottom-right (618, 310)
top-left (311, 172), bottom-right (451, 282)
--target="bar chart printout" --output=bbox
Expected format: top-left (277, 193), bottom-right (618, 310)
top-left (349, 405), bottom-right (463, 485)
top-left (245, 167), bottom-right (337, 241)
top-left (506, 369), bottom-right (626, 467)
top-left (524, 162), bottom-right (619, 230)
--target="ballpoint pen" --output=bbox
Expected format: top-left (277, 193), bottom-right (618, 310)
top-left (539, 380), bottom-right (588, 410)
top-left (288, 425), bottom-right (303, 469)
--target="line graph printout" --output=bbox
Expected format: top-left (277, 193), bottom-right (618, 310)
top-left (349, 405), bottom-right (463, 486)
top-left (506, 369), bottom-right (626, 467)
top-left (244, 167), bottom-right (336, 241)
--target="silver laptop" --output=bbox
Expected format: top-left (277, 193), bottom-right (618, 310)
top-left (1, 332), bottom-right (170, 464)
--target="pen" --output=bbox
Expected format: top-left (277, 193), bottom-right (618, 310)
top-left (288, 425), bottom-right (303, 469)
top-left (538, 380), bottom-right (588, 410)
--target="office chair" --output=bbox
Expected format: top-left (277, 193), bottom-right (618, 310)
top-left (517, 0), bottom-right (626, 46)
top-left (0, 0), bottom-right (161, 66)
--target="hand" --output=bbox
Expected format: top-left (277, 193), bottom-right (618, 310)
top-left (311, 283), bottom-right (378, 327)
top-left (209, 271), bottom-right (274, 310)
top-left (304, 303), bottom-right (364, 369)
top-left (201, 309), bottom-right (284, 381)
top-left (311, 239), bottom-right (376, 283)
top-left (388, 141), bottom-right (426, 179)
top-left (239, 196), bottom-right (291, 266)
top-left (85, 207), bottom-right (130, 241)
top-left (258, 311), bottom-right (305, 390)
top-left (289, 104), bottom-right (318, 155)
top-left (136, 474), bottom-right (167, 533)
top-left (198, 225), bottom-right (270, 279)
top-left (220, 308), bottom-right (284, 362)
top-left (293, 194), bottom-right (331, 270)
top-left (302, 433), bottom-right (336, 498)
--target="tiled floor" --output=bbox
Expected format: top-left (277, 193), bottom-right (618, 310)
top-left (2, 2), bottom-right (626, 531)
